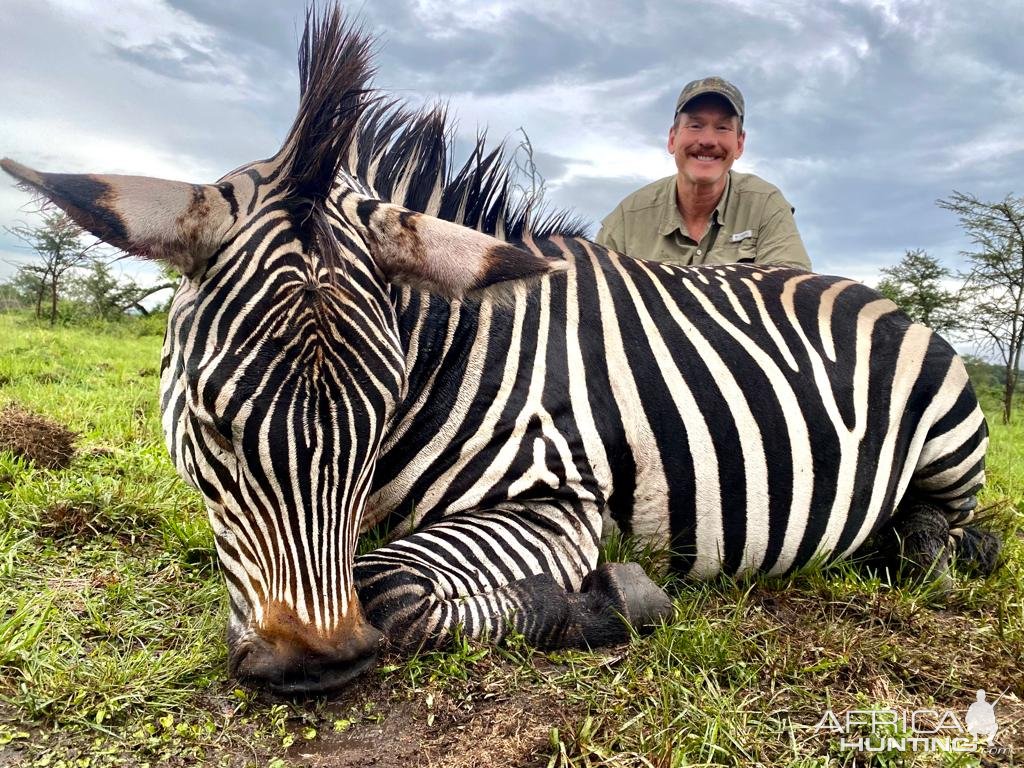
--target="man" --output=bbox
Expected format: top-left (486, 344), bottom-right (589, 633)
top-left (596, 77), bottom-right (811, 270)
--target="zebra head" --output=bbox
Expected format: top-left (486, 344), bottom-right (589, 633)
top-left (1, 7), bottom-right (562, 693)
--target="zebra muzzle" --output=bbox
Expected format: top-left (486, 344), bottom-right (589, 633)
top-left (231, 602), bottom-right (383, 694)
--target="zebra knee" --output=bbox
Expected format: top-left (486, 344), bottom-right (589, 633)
top-left (354, 563), bottom-right (438, 645)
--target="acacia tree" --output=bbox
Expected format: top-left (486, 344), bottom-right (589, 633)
top-left (10, 262), bottom-right (48, 318)
top-left (71, 259), bottom-right (124, 319)
top-left (938, 191), bottom-right (1024, 424)
top-left (5, 210), bottom-right (100, 324)
top-left (68, 259), bottom-right (174, 319)
top-left (876, 248), bottom-right (960, 333)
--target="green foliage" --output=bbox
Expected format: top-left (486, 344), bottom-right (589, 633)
top-left (876, 248), bottom-right (960, 333)
top-left (963, 355), bottom-right (1018, 403)
top-left (1, 265), bottom-right (177, 325)
top-left (2, 210), bottom-right (176, 325)
top-left (0, 315), bottom-right (1021, 766)
top-left (382, 626), bottom-right (492, 690)
top-left (0, 271), bottom-right (41, 313)
top-left (4, 210), bottom-right (100, 325)
top-left (938, 190), bottom-right (1024, 424)
top-left (67, 261), bottom-right (137, 320)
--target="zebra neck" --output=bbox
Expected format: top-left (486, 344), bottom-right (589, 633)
top-left (389, 286), bottom-right (484, 429)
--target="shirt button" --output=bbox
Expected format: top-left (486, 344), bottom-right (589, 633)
top-left (696, 249), bottom-right (703, 256)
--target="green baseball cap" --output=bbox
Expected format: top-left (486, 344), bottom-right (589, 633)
top-left (675, 77), bottom-right (745, 120)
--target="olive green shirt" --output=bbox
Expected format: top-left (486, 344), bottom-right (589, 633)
top-left (595, 171), bottom-right (811, 270)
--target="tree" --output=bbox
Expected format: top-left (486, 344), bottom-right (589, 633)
top-left (938, 191), bottom-right (1024, 424)
top-left (76, 260), bottom-right (122, 318)
top-left (4, 210), bottom-right (100, 324)
top-left (9, 262), bottom-right (48, 316)
top-left (0, 281), bottom-right (26, 312)
top-left (65, 259), bottom-right (178, 319)
top-left (876, 248), bottom-right (960, 333)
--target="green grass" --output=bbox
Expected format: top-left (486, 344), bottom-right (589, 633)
top-left (0, 310), bottom-right (1021, 767)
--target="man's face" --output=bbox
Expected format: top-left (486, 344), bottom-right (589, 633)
top-left (668, 95), bottom-right (745, 188)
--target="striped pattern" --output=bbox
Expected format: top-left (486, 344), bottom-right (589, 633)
top-left (146, 9), bottom-right (985, 652)
top-left (350, 236), bottom-right (986, 646)
top-left (152, 157), bottom-right (987, 651)
top-left (0, 5), bottom-right (988, 677)
top-left (158, 171), bottom-right (406, 639)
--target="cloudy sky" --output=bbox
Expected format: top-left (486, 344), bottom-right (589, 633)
top-left (2, 0), bottom-right (1022, 290)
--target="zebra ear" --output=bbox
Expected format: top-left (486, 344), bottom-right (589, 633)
top-left (1, 158), bottom-right (233, 275)
top-left (343, 196), bottom-right (564, 297)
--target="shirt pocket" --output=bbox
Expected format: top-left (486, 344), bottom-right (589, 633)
top-left (736, 236), bottom-right (758, 262)
top-left (710, 234), bottom-right (757, 264)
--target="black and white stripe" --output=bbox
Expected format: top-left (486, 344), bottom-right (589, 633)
top-left (5, 7), bottom-right (982, 661)
top-left (348, 237), bottom-right (985, 645)
top-left (146, 11), bottom-right (987, 653)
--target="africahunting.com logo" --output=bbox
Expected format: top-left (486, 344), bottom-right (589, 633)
top-left (812, 690), bottom-right (1008, 754)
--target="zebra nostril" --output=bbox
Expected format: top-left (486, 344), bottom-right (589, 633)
top-left (229, 635), bottom-right (270, 680)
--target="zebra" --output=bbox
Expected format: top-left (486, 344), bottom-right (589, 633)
top-left (1, 7), bottom-right (999, 695)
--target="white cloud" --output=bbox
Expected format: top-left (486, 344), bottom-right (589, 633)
top-left (440, 68), bottom-right (675, 183)
top-left (0, 0), bottom-right (1022, 291)
top-left (935, 127), bottom-right (1024, 179)
top-left (3, 116), bottom-right (221, 181)
top-left (44, 0), bottom-right (254, 94)
top-left (50, 0), bottom-right (208, 47)
top-left (406, 0), bottom-right (517, 32)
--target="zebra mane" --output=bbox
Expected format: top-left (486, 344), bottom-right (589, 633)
top-left (283, 4), bottom-right (587, 243)
top-left (343, 105), bottom-right (588, 241)
top-left (279, 6), bottom-right (373, 206)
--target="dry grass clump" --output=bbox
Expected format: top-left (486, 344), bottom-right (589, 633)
top-left (42, 501), bottom-right (101, 539)
top-left (0, 404), bottom-right (77, 469)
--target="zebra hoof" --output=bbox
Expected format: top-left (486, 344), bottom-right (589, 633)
top-left (582, 562), bottom-right (675, 630)
top-left (953, 526), bottom-right (1002, 577)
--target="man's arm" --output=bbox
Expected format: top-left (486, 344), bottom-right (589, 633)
top-left (754, 192), bottom-right (811, 270)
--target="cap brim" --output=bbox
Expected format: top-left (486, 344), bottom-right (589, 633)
top-left (676, 89), bottom-right (743, 118)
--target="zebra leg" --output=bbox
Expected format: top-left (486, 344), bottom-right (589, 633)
top-left (949, 524), bottom-right (1002, 577)
top-left (898, 380), bottom-right (1001, 579)
top-left (872, 501), bottom-right (954, 590)
top-left (354, 512), bottom-right (673, 651)
top-left (869, 500), bottom-right (1002, 588)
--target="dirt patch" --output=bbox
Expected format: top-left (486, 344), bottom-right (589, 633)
top-left (288, 695), bottom-right (426, 768)
top-left (0, 404), bottom-right (77, 469)
top-left (276, 659), bottom-right (573, 768)
top-left (424, 696), bottom-right (563, 768)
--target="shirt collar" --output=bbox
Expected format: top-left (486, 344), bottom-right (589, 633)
top-left (658, 171), bottom-right (733, 237)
